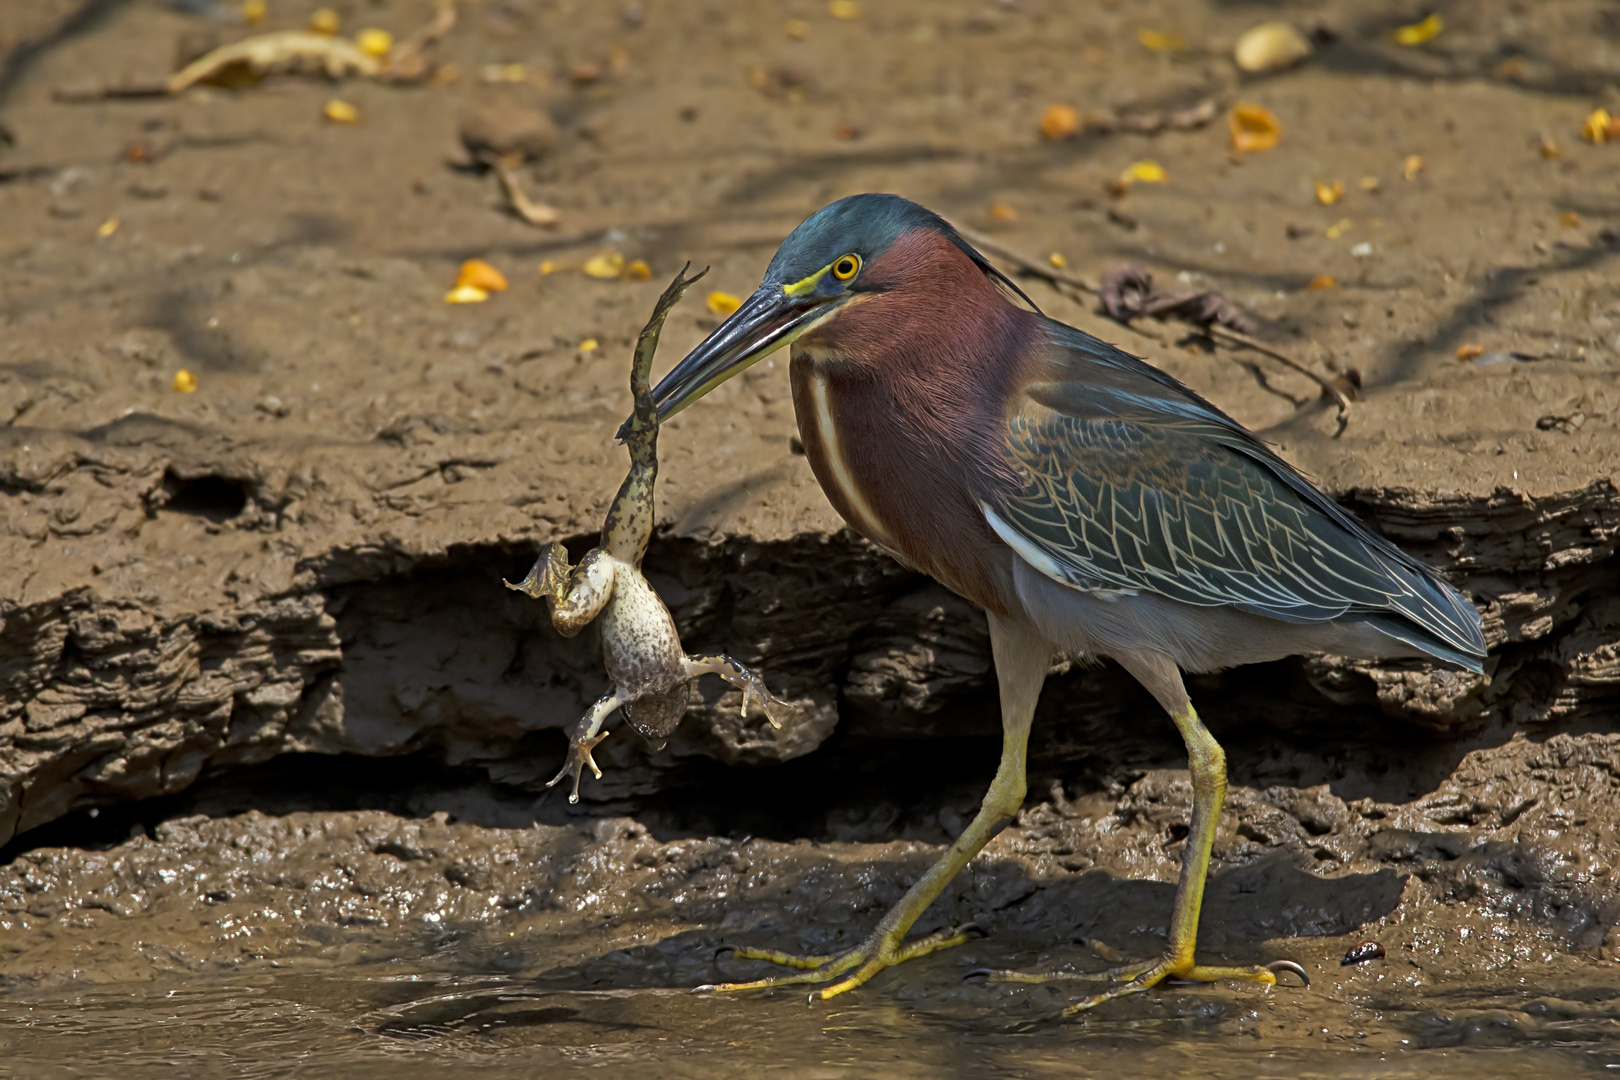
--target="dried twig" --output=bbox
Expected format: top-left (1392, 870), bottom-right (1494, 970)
top-left (386, 0), bottom-right (457, 82)
top-left (166, 31), bottom-right (381, 93)
top-left (956, 226), bottom-right (1353, 434)
top-left (495, 161), bottom-right (560, 227)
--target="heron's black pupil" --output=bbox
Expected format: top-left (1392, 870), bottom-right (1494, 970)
top-left (837, 258), bottom-right (855, 276)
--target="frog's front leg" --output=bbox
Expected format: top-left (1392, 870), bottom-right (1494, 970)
top-left (682, 654), bottom-right (793, 728)
top-left (507, 547), bottom-right (616, 638)
top-left (547, 685), bottom-right (633, 803)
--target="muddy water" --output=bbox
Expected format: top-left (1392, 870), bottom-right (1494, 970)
top-left (3, 950), bottom-right (1616, 1078)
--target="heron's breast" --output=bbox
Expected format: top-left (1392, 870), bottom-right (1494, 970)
top-left (791, 367), bottom-right (899, 551)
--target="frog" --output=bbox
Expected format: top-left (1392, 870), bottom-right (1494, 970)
top-left (506, 265), bottom-right (793, 802)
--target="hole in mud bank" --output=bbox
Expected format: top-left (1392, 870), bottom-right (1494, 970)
top-left (157, 470), bottom-right (249, 521)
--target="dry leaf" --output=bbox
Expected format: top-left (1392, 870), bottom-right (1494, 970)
top-left (579, 338), bottom-right (600, 352)
top-left (1307, 274), bottom-right (1335, 290)
top-left (1403, 154), bottom-right (1425, 180)
top-left (168, 32), bottom-right (381, 93)
top-left (828, 0), bottom-right (861, 19)
top-left (309, 7), bottom-right (340, 35)
top-left (1456, 343), bottom-right (1483, 361)
top-left (96, 216), bottom-right (119, 238)
top-left (445, 285), bottom-right (489, 304)
top-left (1539, 136), bottom-right (1560, 159)
top-left (457, 259), bottom-right (508, 292)
top-left (538, 260), bottom-right (560, 275)
top-left (786, 19), bottom-right (809, 39)
top-left (1228, 103), bottom-right (1281, 153)
top-left (1137, 29), bottom-right (1184, 52)
top-left (583, 252), bottom-right (626, 279)
top-left (707, 292), bottom-right (742, 315)
top-left (1324, 218), bottom-right (1351, 239)
top-left (1315, 180), bottom-right (1345, 205)
top-left (1040, 103), bottom-right (1081, 140)
top-left (1233, 21), bottom-right (1312, 74)
top-left (1359, 176), bottom-right (1381, 191)
top-left (242, 0), bottom-right (265, 25)
top-left (623, 259), bottom-right (652, 281)
top-left (1392, 14), bottom-right (1442, 47)
top-left (173, 369), bottom-right (198, 392)
top-left (989, 202), bottom-right (1018, 221)
top-left (1048, 253), bottom-right (1068, 268)
top-left (1560, 211), bottom-right (1582, 228)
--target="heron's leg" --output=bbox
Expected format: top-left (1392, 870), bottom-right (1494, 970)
top-left (983, 650), bottom-right (1307, 1012)
top-left (698, 613), bottom-right (1051, 999)
top-left (546, 686), bottom-right (632, 803)
top-left (681, 654), bottom-right (793, 728)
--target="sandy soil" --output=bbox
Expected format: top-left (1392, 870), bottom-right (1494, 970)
top-left (2, 0), bottom-right (1620, 1074)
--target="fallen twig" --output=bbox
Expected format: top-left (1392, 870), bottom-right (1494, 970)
top-left (957, 226), bottom-right (1353, 435)
top-left (495, 161), bottom-right (560, 227)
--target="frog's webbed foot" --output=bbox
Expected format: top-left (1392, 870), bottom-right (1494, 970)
top-left (504, 541), bottom-right (572, 602)
top-left (546, 686), bottom-right (631, 803)
top-left (546, 729), bottom-right (610, 804)
top-left (682, 654), bottom-right (793, 729)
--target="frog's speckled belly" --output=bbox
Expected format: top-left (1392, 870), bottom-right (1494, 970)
top-left (600, 558), bottom-right (689, 739)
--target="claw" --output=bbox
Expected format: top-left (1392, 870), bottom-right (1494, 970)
top-left (1266, 959), bottom-right (1310, 988)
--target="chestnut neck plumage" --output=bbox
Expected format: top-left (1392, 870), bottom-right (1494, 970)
top-left (788, 228), bottom-right (1043, 615)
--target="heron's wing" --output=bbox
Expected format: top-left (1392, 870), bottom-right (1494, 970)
top-left (984, 320), bottom-right (1485, 663)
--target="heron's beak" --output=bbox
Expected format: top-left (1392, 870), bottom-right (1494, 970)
top-left (619, 286), bottom-right (843, 438)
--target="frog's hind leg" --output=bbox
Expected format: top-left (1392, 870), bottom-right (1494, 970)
top-left (548, 685), bottom-right (631, 803)
top-left (682, 655), bottom-right (792, 728)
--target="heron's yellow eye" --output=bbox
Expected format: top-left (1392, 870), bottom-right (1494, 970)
top-left (831, 254), bottom-right (860, 281)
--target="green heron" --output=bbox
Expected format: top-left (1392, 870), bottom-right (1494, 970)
top-left (641, 194), bottom-right (1486, 1013)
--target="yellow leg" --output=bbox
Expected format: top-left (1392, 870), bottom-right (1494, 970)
top-left (981, 651), bottom-right (1307, 1013)
top-left (696, 614), bottom-right (1052, 1000)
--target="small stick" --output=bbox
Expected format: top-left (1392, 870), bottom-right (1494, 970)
top-left (495, 160), bottom-right (560, 227)
top-left (956, 225), bottom-right (1353, 433)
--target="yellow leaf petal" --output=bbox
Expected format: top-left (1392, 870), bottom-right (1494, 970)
top-left (1228, 103), bottom-right (1281, 153)
top-left (1306, 275), bottom-right (1335, 291)
top-left (445, 285), bottom-right (490, 304)
top-left (623, 259), bottom-right (652, 281)
top-left (538, 260), bottom-right (560, 275)
top-left (172, 369), bottom-right (198, 392)
top-left (1456, 343), bottom-right (1483, 361)
top-left (1121, 160), bottom-right (1168, 185)
top-left (1324, 218), bottom-right (1351, 239)
top-left (579, 338), bottom-right (599, 352)
top-left (1403, 154), bottom-right (1424, 180)
top-left (1582, 108), bottom-right (1614, 145)
top-left (787, 19), bottom-right (810, 39)
top-left (707, 291), bottom-right (742, 315)
top-left (323, 99), bottom-right (360, 124)
top-left (355, 29), bottom-right (393, 59)
top-left (1137, 28), bottom-right (1185, 52)
top-left (96, 216), bottom-right (120, 238)
top-left (309, 7), bottom-right (340, 34)
top-left (1048, 253), bottom-right (1068, 269)
top-left (456, 259), bottom-right (508, 292)
top-left (1314, 180), bottom-right (1345, 205)
top-left (583, 251), bottom-right (625, 279)
top-left (1392, 14), bottom-right (1442, 47)
top-left (1039, 104), bottom-right (1080, 140)
top-left (989, 202), bottom-right (1018, 221)
top-left (241, 0), bottom-right (265, 25)
top-left (828, 0), bottom-right (861, 19)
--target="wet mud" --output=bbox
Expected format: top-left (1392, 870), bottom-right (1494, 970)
top-left (3, 0), bottom-right (1620, 1074)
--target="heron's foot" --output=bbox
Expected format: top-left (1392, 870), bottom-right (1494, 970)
top-left (545, 730), bottom-right (609, 804)
top-left (504, 542), bottom-right (572, 602)
top-left (977, 948), bottom-right (1308, 1015)
top-left (695, 921), bottom-right (982, 1000)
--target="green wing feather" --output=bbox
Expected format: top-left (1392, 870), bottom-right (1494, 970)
top-left (986, 322), bottom-right (1486, 668)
